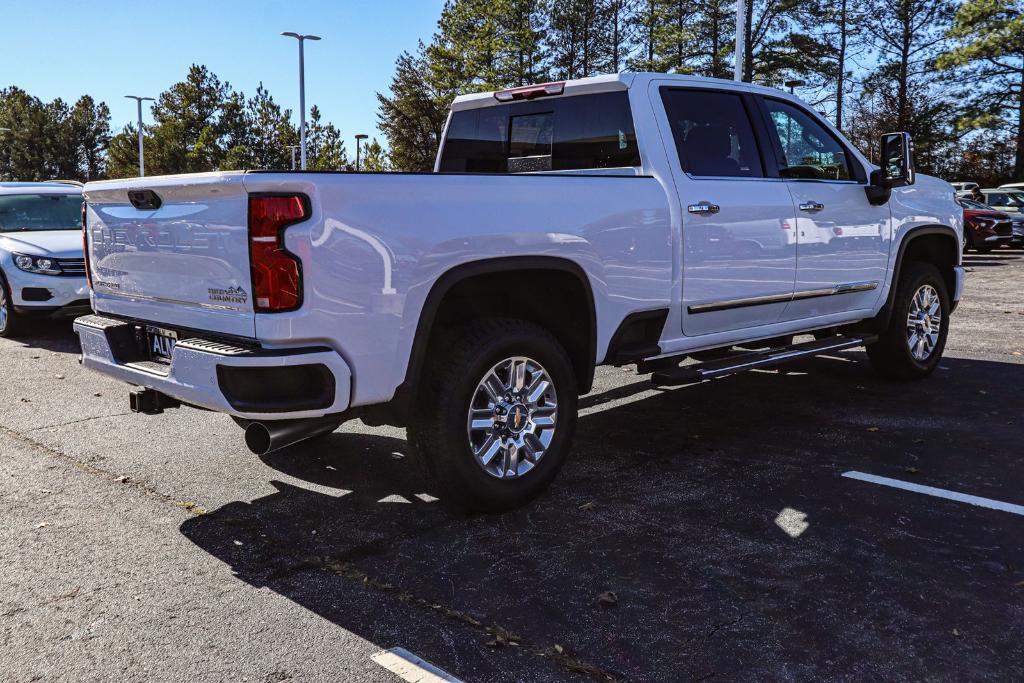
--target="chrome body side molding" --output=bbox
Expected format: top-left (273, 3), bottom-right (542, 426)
top-left (688, 281), bottom-right (879, 314)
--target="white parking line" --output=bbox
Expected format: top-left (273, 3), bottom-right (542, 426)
top-left (843, 471), bottom-right (1024, 516)
top-left (371, 647), bottom-right (464, 683)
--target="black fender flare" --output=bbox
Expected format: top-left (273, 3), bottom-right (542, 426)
top-left (384, 256), bottom-right (598, 424)
top-left (871, 224), bottom-right (960, 330)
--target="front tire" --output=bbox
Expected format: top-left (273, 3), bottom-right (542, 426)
top-left (408, 318), bottom-right (578, 512)
top-left (0, 273), bottom-right (24, 338)
top-left (866, 261), bottom-right (950, 380)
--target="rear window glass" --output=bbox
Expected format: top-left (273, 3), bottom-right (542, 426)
top-left (0, 193), bottom-right (83, 232)
top-left (439, 91), bottom-right (640, 173)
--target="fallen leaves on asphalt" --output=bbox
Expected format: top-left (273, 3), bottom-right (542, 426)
top-left (597, 591), bottom-right (618, 608)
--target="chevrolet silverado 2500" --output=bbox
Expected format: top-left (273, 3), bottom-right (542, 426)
top-left (75, 73), bottom-right (964, 511)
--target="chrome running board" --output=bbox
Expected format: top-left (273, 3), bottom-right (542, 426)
top-left (651, 335), bottom-right (877, 387)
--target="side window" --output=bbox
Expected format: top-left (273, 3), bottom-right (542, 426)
top-left (438, 92), bottom-right (640, 173)
top-left (762, 99), bottom-right (853, 181)
top-left (660, 88), bottom-right (764, 178)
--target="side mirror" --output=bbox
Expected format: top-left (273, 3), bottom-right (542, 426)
top-left (865, 131), bottom-right (915, 205)
top-left (880, 131), bottom-right (915, 187)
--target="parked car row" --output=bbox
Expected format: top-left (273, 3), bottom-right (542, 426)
top-left (951, 181), bottom-right (1024, 252)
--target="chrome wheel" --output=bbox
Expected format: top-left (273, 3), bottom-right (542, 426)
top-left (906, 284), bottom-right (942, 361)
top-left (467, 356), bottom-right (558, 479)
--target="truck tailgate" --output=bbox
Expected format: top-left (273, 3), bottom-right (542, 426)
top-left (84, 173), bottom-right (256, 338)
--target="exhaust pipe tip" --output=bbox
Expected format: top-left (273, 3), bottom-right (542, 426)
top-left (243, 415), bottom-right (344, 456)
top-left (244, 422), bottom-right (274, 456)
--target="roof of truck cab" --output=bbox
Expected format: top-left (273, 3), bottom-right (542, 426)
top-left (0, 181), bottom-right (83, 196)
top-left (449, 72), bottom-right (809, 112)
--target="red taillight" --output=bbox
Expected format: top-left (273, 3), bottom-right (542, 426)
top-left (248, 194), bottom-right (308, 312)
top-left (81, 201), bottom-right (92, 288)
top-left (494, 81), bottom-right (565, 102)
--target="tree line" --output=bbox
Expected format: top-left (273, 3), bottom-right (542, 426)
top-left (377, 0), bottom-right (1024, 185)
top-left (0, 65), bottom-right (387, 182)
top-left (2, 1), bottom-right (1021, 185)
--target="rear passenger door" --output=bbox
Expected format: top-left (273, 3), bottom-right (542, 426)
top-left (658, 86), bottom-right (799, 337)
top-left (755, 97), bottom-right (890, 320)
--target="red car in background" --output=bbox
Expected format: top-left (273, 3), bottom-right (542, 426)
top-left (959, 198), bottom-right (1014, 253)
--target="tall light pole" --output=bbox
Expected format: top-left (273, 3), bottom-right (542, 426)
top-left (734, 0), bottom-right (746, 82)
top-left (288, 145), bottom-right (298, 170)
top-left (281, 32), bottom-right (321, 171)
top-left (124, 95), bottom-right (154, 177)
top-left (355, 134), bottom-right (368, 172)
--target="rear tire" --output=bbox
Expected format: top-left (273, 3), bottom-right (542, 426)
top-left (408, 318), bottom-right (578, 512)
top-left (866, 261), bottom-right (949, 380)
top-left (0, 272), bottom-right (24, 338)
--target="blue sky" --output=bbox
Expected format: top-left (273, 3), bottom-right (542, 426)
top-left (1, 0), bottom-right (447, 151)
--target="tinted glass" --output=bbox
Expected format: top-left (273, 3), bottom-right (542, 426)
top-left (763, 99), bottom-right (852, 181)
top-left (0, 193), bottom-right (83, 232)
top-left (958, 198), bottom-right (989, 210)
top-left (660, 89), bottom-right (764, 178)
top-left (986, 192), bottom-right (1024, 207)
top-left (439, 91), bottom-right (640, 173)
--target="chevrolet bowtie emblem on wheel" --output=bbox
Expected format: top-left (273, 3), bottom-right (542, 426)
top-left (512, 406), bottom-right (524, 430)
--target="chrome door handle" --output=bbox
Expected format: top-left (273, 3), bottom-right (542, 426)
top-left (687, 202), bottom-right (720, 215)
top-left (799, 201), bottom-right (825, 212)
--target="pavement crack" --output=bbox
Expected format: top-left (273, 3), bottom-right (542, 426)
top-left (0, 424), bottom-right (207, 517)
top-left (24, 412), bottom-right (135, 433)
top-left (269, 553), bottom-right (621, 681)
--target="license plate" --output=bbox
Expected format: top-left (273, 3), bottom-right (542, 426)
top-left (146, 326), bottom-right (178, 363)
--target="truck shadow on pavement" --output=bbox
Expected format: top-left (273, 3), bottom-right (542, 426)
top-left (180, 353), bottom-right (1024, 682)
top-left (8, 318), bottom-right (81, 354)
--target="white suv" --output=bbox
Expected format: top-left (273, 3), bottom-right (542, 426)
top-left (0, 182), bottom-right (90, 336)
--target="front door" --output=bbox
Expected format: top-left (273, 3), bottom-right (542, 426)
top-left (658, 86), bottom-right (799, 337)
top-left (757, 97), bottom-right (891, 320)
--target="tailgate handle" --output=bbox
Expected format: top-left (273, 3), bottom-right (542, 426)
top-left (128, 189), bottom-right (162, 210)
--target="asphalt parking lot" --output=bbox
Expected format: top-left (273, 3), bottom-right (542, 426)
top-left (3, 251), bottom-right (1024, 683)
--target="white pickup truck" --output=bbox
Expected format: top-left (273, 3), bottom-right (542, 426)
top-left (76, 73), bottom-right (964, 511)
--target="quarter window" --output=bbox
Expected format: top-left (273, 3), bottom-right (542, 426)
top-left (762, 99), bottom-right (853, 181)
top-left (660, 89), bottom-right (764, 178)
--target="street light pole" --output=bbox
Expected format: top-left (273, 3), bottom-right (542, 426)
top-left (355, 134), bottom-right (368, 172)
top-left (124, 95), bottom-right (154, 177)
top-left (734, 0), bottom-right (746, 81)
top-left (288, 145), bottom-right (298, 170)
top-left (281, 32), bottom-right (321, 171)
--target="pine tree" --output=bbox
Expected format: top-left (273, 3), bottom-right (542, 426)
top-left (937, 0), bottom-right (1024, 179)
top-left (377, 46), bottom-right (451, 172)
top-left (360, 138), bottom-right (391, 172)
top-left (866, 0), bottom-right (955, 131)
top-left (306, 105), bottom-right (348, 171)
top-left (67, 96), bottom-right (112, 180)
